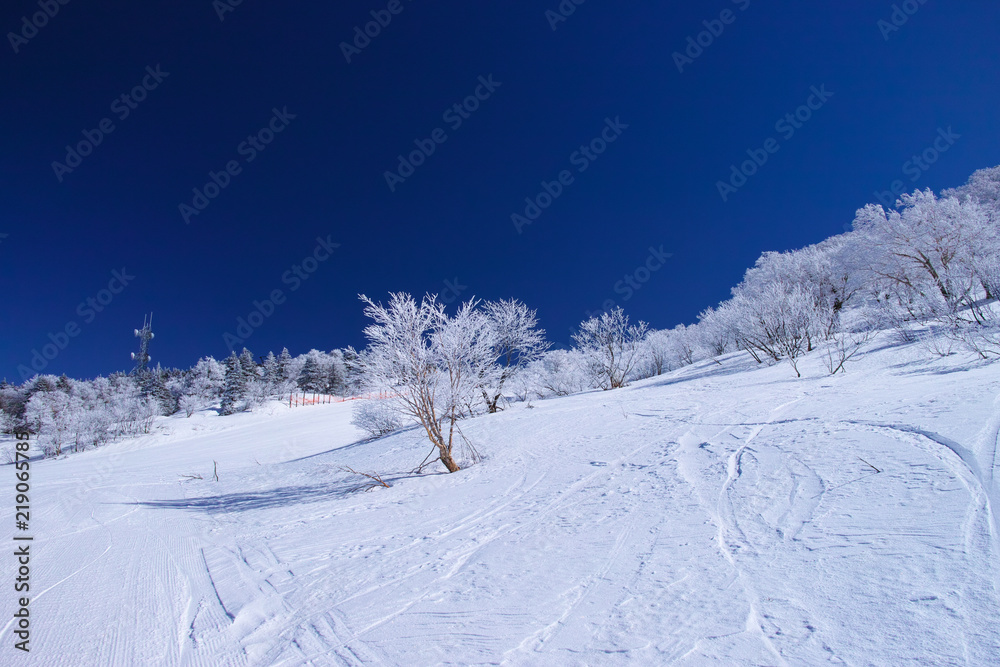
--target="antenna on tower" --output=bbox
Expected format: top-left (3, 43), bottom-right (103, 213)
top-left (131, 313), bottom-right (155, 374)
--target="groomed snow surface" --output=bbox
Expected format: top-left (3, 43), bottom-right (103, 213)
top-left (2, 334), bottom-right (999, 666)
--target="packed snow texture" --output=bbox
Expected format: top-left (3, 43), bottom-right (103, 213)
top-left (2, 335), bottom-right (999, 666)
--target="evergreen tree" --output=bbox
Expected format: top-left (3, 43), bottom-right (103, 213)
top-left (0, 381), bottom-right (29, 433)
top-left (341, 346), bottom-right (365, 396)
top-left (262, 351), bottom-right (280, 391)
top-left (139, 367), bottom-right (176, 416)
top-left (278, 347), bottom-right (293, 383)
top-left (220, 353), bottom-right (247, 415)
top-left (31, 375), bottom-right (56, 394)
top-left (298, 354), bottom-right (323, 392)
top-left (238, 348), bottom-right (259, 382)
top-left (324, 349), bottom-right (347, 395)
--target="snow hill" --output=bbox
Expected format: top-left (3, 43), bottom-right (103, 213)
top-left (2, 332), bottom-right (999, 666)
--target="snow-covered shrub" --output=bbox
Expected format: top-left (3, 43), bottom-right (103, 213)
top-left (351, 399), bottom-right (403, 438)
top-left (178, 394), bottom-right (200, 418)
top-left (696, 307), bottom-right (736, 357)
top-left (536, 349), bottom-right (593, 396)
top-left (634, 325), bottom-right (702, 380)
top-left (0, 410), bottom-right (15, 437)
top-left (24, 389), bottom-right (78, 456)
top-left (718, 281), bottom-right (824, 376)
top-left (506, 361), bottom-right (545, 403)
top-left (189, 356), bottom-right (226, 406)
top-left (636, 329), bottom-right (673, 378)
top-left (824, 311), bottom-right (874, 375)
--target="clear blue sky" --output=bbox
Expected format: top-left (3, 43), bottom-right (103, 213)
top-left (2, 1), bottom-right (998, 381)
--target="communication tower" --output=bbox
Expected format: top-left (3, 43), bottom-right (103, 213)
top-left (131, 313), bottom-right (155, 374)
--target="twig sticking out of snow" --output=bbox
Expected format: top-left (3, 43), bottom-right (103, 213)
top-left (858, 457), bottom-right (882, 473)
top-left (340, 466), bottom-right (391, 492)
top-left (179, 461), bottom-right (220, 482)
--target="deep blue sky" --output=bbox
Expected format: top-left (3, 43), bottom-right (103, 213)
top-left (2, 1), bottom-right (998, 381)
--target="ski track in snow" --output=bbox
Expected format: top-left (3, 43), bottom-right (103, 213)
top-left (1, 340), bottom-right (999, 665)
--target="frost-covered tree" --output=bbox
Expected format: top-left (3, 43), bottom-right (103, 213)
top-left (573, 307), bottom-right (649, 390)
top-left (851, 186), bottom-right (999, 355)
top-left (237, 349), bottom-right (273, 410)
top-left (138, 366), bottom-right (177, 416)
top-left (718, 281), bottom-right (822, 376)
top-left (325, 349), bottom-right (348, 396)
top-left (262, 351), bottom-right (280, 390)
top-left (106, 374), bottom-right (158, 439)
top-left (669, 324), bottom-right (698, 368)
top-left (435, 298), bottom-right (499, 420)
top-left (277, 347), bottom-right (294, 384)
top-left (178, 393), bottom-right (200, 418)
top-left (0, 380), bottom-right (29, 434)
top-left (853, 191), bottom-right (978, 317)
top-left (24, 388), bottom-right (78, 456)
top-left (535, 348), bottom-right (593, 396)
top-left (239, 349), bottom-right (259, 379)
top-left (696, 307), bottom-right (736, 357)
top-left (220, 353), bottom-right (248, 415)
top-left (341, 346), bottom-right (366, 396)
top-left (359, 292), bottom-right (493, 473)
top-left (297, 353), bottom-right (323, 393)
top-left (638, 329), bottom-right (674, 377)
top-left (636, 325), bottom-right (703, 379)
top-left (185, 356), bottom-right (225, 413)
top-left (734, 240), bottom-right (860, 346)
top-left (296, 349), bottom-right (346, 396)
top-left (476, 299), bottom-right (549, 412)
top-left (21, 376), bottom-right (123, 455)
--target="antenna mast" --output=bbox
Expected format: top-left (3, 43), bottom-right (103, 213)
top-left (131, 313), bottom-right (155, 374)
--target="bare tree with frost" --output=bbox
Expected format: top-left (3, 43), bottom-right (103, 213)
top-left (358, 293), bottom-right (495, 473)
top-left (573, 307), bottom-right (649, 390)
top-left (478, 299), bottom-right (549, 412)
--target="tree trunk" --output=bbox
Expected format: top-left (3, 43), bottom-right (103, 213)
top-left (421, 418), bottom-right (462, 473)
top-left (438, 446), bottom-right (461, 473)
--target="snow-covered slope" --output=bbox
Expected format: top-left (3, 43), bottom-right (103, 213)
top-left (2, 336), bottom-right (999, 666)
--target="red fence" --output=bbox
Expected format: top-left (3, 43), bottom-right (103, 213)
top-left (287, 391), bottom-right (390, 407)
